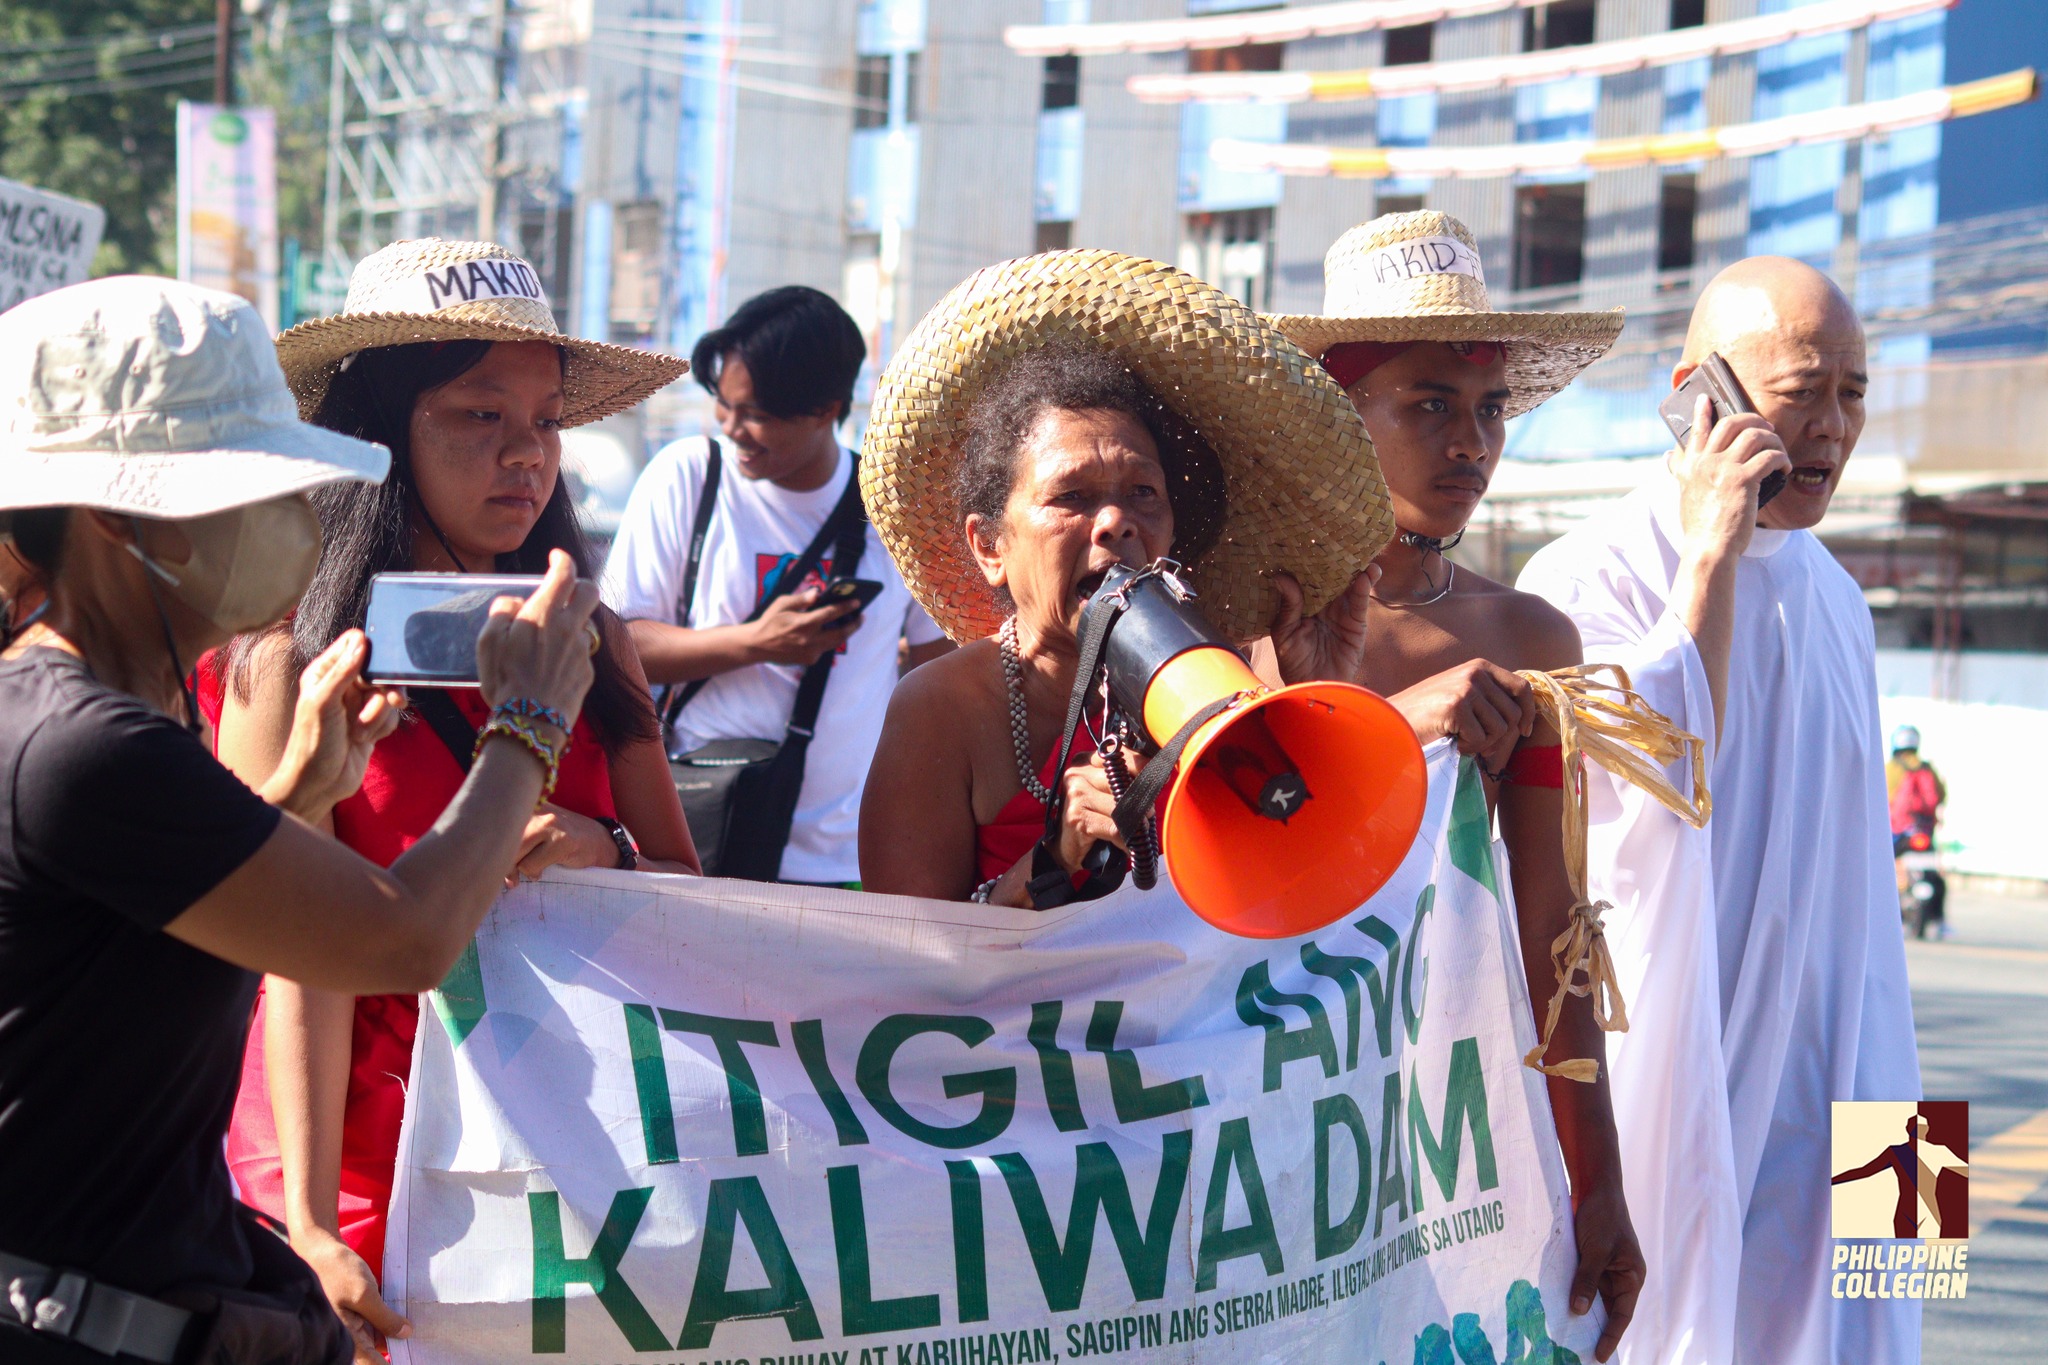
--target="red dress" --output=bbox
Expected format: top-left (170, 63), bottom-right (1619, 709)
top-left (976, 732), bottom-right (1098, 884)
top-left (208, 669), bottom-right (615, 1283)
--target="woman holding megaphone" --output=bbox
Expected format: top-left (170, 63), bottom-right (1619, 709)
top-left (857, 252), bottom-right (1392, 910)
top-left (1260, 211), bottom-right (1643, 1362)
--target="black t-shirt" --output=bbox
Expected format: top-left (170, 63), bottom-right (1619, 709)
top-left (0, 648), bottom-right (280, 1294)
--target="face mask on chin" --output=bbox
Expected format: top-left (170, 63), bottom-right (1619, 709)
top-left (127, 495), bottom-right (324, 634)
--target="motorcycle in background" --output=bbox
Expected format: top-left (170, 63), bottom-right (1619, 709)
top-left (1897, 828), bottom-right (1947, 939)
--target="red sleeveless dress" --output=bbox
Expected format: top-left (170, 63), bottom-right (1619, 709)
top-left (975, 731), bottom-right (1098, 884)
top-left (203, 667), bottom-right (615, 1284)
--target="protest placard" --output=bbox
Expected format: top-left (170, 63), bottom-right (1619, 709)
top-left (388, 745), bottom-right (1601, 1363)
top-left (0, 176), bottom-right (104, 311)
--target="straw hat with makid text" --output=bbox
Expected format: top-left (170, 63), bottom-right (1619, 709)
top-left (275, 238), bottom-right (687, 426)
top-left (860, 249), bottom-right (1395, 644)
top-left (1267, 210), bottom-right (1624, 418)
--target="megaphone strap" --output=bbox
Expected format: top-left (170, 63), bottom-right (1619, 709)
top-left (1040, 576), bottom-right (1138, 857)
top-left (1110, 693), bottom-right (1240, 850)
top-left (1515, 664), bottom-right (1713, 1084)
top-left (1040, 568), bottom-right (1191, 901)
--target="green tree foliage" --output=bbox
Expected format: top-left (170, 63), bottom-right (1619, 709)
top-left (0, 0), bottom-right (214, 274)
top-left (0, 0), bottom-right (327, 277)
top-left (240, 3), bottom-right (331, 259)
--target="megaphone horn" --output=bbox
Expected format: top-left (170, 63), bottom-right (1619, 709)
top-left (1087, 561), bottom-right (1427, 939)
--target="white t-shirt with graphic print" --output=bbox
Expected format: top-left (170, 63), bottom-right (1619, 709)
top-left (600, 436), bottom-right (944, 884)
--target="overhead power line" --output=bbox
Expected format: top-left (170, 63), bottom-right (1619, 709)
top-left (0, 39), bottom-right (226, 91)
top-left (0, 21), bottom-right (216, 59)
top-left (584, 40), bottom-right (877, 111)
top-left (0, 61), bottom-right (218, 102)
top-left (583, 28), bottom-right (836, 71)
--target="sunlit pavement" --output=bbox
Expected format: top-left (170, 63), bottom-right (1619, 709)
top-left (1909, 891), bottom-right (2048, 1358)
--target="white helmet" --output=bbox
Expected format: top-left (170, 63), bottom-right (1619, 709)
top-left (1890, 725), bottom-right (1921, 753)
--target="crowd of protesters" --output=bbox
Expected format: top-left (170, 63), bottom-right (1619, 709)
top-left (0, 208), bottom-right (1914, 1365)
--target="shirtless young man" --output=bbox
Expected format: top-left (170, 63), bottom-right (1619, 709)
top-left (1261, 211), bottom-right (1644, 1362)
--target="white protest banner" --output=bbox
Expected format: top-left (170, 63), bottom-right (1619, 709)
top-left (176, 102), bottom-right (279, 327)
top-left (0, 176), bottom-right (104, 310)
top-left (388, 745), bottom-right (1602, 1364)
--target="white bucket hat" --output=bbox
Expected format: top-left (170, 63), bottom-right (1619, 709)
top-left (1267, 210), bottom-right (1624, 418)
top-left (0, 276), bottom-right (389, 519)
top-left (275, 238), bottom-right (687, 427)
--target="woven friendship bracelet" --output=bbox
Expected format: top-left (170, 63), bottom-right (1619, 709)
top-left (474, 711), bottom-right (563, 805)
top-left (499, 696), bottom-right (571, 733)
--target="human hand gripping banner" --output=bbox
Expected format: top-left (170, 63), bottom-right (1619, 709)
top-left (387, 743), bottom-right (1602, 1364)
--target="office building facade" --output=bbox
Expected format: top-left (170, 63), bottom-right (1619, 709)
top-left (564, 0), bottom-right (2045, 650)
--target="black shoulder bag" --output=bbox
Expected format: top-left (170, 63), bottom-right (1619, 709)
top-left (663, 440), bottom-right (867, 880)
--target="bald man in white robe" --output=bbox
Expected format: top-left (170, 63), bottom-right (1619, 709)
top-left (1519, 259), bottom-right (1920, 1364)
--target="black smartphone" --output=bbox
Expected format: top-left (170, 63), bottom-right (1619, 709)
top-left (1658, 352), bottom-right (1786, 510)
top-left (363, 572), bottom-right (542, 686)
top-left (821, 577), bottom-right (885, 612)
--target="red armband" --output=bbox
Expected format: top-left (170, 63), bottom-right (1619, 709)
top-left (1498, 743), bottom-right (1565, 789)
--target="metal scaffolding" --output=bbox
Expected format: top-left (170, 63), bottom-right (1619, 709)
top-left (321, 0), bottom-right (577, 299)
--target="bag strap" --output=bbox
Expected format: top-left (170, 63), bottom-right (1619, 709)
top-left (663, 454), bottom-right (864, 731)
top-left (657, 441), bottom-right (726, 725)
top-left (677, 438), bottom-right (723, 630)
top-left (414, 689), bottom-right (480, 775)
top-left (781, 471), bottom-right (870, 742)
top-left (1111, 696), bottom-right (1235, 844)
top-left (0, 1247), bottom-right (191, 1363)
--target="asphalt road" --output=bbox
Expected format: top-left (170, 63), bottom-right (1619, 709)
top-left (1909, 890), bottom-right (2048, 1358)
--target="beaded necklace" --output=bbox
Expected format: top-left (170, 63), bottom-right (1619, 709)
top-left (998, 616), bottom-right (1054, 804)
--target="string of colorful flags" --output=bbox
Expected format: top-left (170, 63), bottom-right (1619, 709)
top-left (1208, 69), bottom-right (2036, 181)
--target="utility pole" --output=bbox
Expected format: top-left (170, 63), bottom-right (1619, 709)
top-left (476, 0), bottom-right (515, 244)
top-left (213, 0), bottom-right (235, 105)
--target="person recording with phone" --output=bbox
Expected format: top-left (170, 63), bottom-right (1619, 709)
top-left (602, 286), bottom-right (952, 885)
top-left (0, 277), bottom-right (603, 1365)
top-left (206, 240), bottom-right (699, 1362)
top-left (1520, 258), bottom-right (1919, 1364)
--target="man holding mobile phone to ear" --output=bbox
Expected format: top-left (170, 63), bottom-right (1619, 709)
top-left (1520, 259), bottom-right (1919, 1365)
top-left (602, 287), bottom-right (952, 884)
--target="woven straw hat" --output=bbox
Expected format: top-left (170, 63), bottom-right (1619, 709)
top-left (0, 276), bottom-right (387, 519)
top-left (1267, 211), bottom-right (1623, 419)
top-left (275, 238), bottom-right (687, 427)
top-left (861, 249), bottom-right (1394, 644)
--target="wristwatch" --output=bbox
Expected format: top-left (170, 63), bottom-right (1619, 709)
top-left (599, 817), bottom-right (638, 871)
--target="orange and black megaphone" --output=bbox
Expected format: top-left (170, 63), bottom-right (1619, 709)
top-left (1086, 562), bottom-right (1426, 938)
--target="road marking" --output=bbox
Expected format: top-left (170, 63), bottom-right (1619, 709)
top-left (1979, 1204), bottom-right (2048, 1227)
top-left (1907, 943), bottom-right (2048, 965)
top-left (1970, 1106), bottom-right (2048, 1237)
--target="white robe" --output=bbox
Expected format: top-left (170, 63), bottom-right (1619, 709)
top-left (1518, 467), bottom-right (1921, 1365)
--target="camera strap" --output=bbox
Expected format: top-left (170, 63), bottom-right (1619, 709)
top-left (414, 689), bottom-right (480, 773)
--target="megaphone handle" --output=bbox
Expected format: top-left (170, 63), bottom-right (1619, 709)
top-left (1021, 831), bottom-right (1129, 908)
